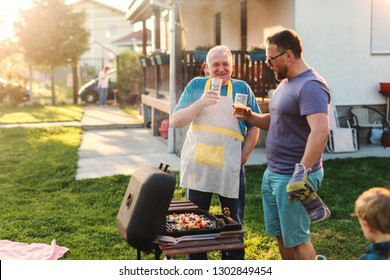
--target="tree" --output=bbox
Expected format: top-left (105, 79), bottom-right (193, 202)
top-left (62, 12), bottom-right (90, 104)
top-left (14, 0), bottom-right (89, 105)
top-left (0, 39), bottom-right (27, 82)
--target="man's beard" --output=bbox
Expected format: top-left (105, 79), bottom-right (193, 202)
top-left (274, 66), bottom-right (287, 81)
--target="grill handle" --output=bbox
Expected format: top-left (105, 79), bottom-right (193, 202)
top-left (125, 192), bottom-right (134, 209)
top-left (223, 207), bottom-right (238, 224)
top-left (159, 161), bottom-right (170, 173)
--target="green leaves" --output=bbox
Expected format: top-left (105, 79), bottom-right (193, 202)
top-left (13, 0), bottom-right (89, 105)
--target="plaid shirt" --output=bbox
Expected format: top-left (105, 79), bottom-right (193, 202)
top-left (360, 241), bottom-right (390, 260)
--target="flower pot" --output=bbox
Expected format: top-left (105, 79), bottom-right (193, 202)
top-left (194, 50), bottom-right (208, 62)
top-left (139, 57), bottom-right (151, 67)
top-left (155, 54), bottom-right (169, 65)
top-left (248, 50), bottom-right (266, 61)
top-left (150, 56), bottom-right (156, 66)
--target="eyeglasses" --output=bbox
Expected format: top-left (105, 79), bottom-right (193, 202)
top-left (265, 50), bottom-right (287, 66)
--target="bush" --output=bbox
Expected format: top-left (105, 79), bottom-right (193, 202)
top-left (117, 51), bottom-right (143, 97)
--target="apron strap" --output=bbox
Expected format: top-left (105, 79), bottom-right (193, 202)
top-left (204, 78), bottom-right (233, 98)
top-left (191, 124), bottom-right (245, 142)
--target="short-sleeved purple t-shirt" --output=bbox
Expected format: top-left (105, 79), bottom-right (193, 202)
top-left (266, 68), bottom-right (331, 174)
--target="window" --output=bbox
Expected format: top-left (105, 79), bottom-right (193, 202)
top-left (371, 0), bottom-right (390, 54)
top-left (106, 24), bottom-right (118, 38)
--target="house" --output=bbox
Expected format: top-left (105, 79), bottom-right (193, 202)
top-left (111, 28), bottom-right (152, 52)
top-left (69, 0), bottom-right (134, 76)
top-left (126, 0), bottom-right (390, 153)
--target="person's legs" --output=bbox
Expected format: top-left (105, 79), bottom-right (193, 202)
top-left (187, 189), bottom-right (212, 260)
top-left (103, 87), bottom-right (108, 106)
top-left (187, 189), bottom-right (212, 211)
top-left (218, 165), bottom-right (246, 260)
top-left (262, 168), bottom-right (286, 258)
top-left (278, 169), bottom-right (323, 259)
top-left (262, 168), bottom-right (320, 260)
top-left (276, 236), bottom-right (294, 259)
top-left (98, 87), bottom-right (104, 106)
top-left (276, 236), bottom-right (315, 260)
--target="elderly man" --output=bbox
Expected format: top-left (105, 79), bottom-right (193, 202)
top-left (172, 45), bottom-right (260, 260)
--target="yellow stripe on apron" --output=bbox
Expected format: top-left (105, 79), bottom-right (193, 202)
top-left (191, 124), bottom-right (245, 142)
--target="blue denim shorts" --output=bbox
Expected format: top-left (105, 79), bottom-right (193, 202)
top-left (261, 167), bottom-right (324, 248)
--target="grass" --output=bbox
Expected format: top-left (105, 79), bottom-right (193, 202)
top-left (0, 104), bottom-right (141, 124)
top-left (1, 124), bottom-right (389, 260)
top-left (0, 105), bottom-right (83, 124)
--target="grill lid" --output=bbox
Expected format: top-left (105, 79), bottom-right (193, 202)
top-left (116, 162), bottom-right (176, 252)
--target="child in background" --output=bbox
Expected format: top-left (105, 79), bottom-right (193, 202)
top-left (354, 187), bottom-right (390, 260)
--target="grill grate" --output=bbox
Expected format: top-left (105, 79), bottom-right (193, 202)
top-left (164, 219), bottom-right (218, 232)
top-left (160, 209), bottom-right (227, 236)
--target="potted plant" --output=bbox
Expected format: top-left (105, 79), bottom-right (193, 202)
top-left (248, 46), bottom-right (266, 61)
top-left (193, 45), bottom-right (213, 62)
top-left (151, 49), bottom-right (169, 65)
top-left (138, 55), bottom-right (151, 67)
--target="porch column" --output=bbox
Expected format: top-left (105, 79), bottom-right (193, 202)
top-left (142, 20), bottom-right (147, 54)
top-left (240, 0), bottom-right (247, 51)
top-left (173, 0), bottom-right (183, 154)
top-left (154, 6), bottom-right (161, 50)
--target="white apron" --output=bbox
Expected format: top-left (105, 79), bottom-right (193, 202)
top-left (180, 79), bottom-right (244, 199)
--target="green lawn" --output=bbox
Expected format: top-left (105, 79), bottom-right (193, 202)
top-left (0, 127), bottom-right (390, 260)
top-left (1, 125), bottom-right (389, 260)
top-left (0, 105), bottom-right (83, 124)
top-left (0, 104), bottom-right (140, 124)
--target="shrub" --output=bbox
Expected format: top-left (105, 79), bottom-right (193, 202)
top-left (116, 51), bottom-right (143, 97)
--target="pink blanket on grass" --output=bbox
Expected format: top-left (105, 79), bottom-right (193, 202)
top-left (0, 239), bottom-right (69, 260)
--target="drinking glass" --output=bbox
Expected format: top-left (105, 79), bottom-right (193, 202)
top-left (234, 93), bottom-right (248, 117)
top-left (210, 77), bottom-right (222, 94)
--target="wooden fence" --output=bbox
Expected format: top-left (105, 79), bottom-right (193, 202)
top-left (142, 50), bottom-right (278, 100)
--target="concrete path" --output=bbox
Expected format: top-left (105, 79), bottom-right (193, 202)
top-left (76, 127), bottom-right (180, 179)
top-left (76, 105), bottom-right (179, 179)
top-left (80, 106), bottom-right (143, 130)
top-left (75, 105), bottom-right (390, 180)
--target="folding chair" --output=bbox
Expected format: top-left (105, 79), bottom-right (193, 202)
top-left (326, 104), bottom-right (358, 153)
top-left (350, 106), bottom-right (387, 149)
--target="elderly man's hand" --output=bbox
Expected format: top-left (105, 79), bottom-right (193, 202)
top-left (200, 90), bottom-right (220, 107)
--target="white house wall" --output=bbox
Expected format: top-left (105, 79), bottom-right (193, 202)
top-left (295, 0), bottom-right (389, 106)
top-left (71, 1), bottom-right (132, 64)
top-left (181, 0), bottom-right (215, 49)
top-left (219, 0), bottom-right (241, 49)
top-left (155, 0), bottom-right (388, 107)
top-left (181, 0), bottom-right (295, 50)
top-left (251, 0), bottom-right (295, 48)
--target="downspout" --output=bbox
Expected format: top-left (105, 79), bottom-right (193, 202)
top-left (150, 0), bottom-right (177, 153)
top-left (167, 1), bottom-right (176, 153)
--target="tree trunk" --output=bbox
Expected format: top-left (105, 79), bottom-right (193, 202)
top-left (50, 65), bottom-right (56, 105)
top-left (29, 65), bottom-right (33, 103)
top-left (72, 60), bottom-right (78, 104)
